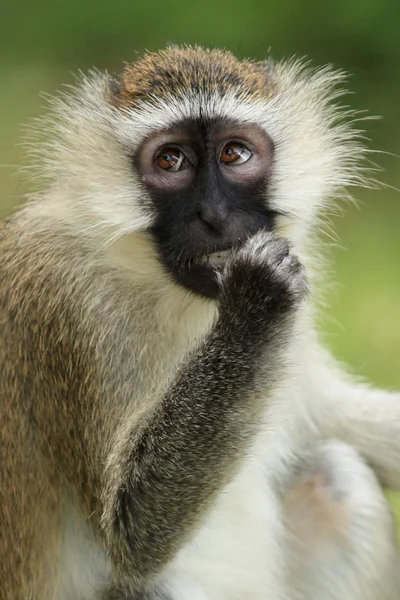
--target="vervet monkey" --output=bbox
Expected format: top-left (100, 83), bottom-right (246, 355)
top-left (0, 46), bottom-right (399, 600)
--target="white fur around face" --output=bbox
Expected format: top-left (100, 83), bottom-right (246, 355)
top-left (113, 66), bottom-right (365, 241)
top-left (24, 59), bottom-right (367, 258)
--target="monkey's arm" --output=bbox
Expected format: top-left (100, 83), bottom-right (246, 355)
top-left (101, 235), bottom-right (306, 585)
top-left (105, 322), bottom-right (266, 582)
top-left (305, 343), bottom-right (400, 490)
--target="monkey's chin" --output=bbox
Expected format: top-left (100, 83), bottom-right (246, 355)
top-left (175, 263), bottom-right (221, 299)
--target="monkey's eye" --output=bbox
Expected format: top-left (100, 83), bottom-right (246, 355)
top-left (156, 148), bottom-right (187, 172)
top-left (220, 142), bottom-right (252, 166)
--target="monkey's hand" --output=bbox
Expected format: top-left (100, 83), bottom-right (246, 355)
top-left (218, 232), bottom-right (309, 336)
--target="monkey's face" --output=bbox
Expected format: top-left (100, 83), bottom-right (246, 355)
top-left (45, 47), bottom-right (364, 297)
top-left (134, 121), bottom-right (275, 297)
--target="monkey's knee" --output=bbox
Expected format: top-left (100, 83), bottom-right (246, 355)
top-left (285, 440), bottom-right (394, 540)
top-left (284, 440), bottom-right (399, 599)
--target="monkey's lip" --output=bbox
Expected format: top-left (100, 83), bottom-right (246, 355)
top-left (195, 248), bottom-right (234, 266)
top-left (171, 247), bottom-right (236, 298)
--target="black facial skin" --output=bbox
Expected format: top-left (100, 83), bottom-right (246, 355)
top-left (134, 118), bottom-right (276, 298)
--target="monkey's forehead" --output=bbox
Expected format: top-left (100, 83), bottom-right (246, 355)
top-left (112, 46), bottom-right (275, 107)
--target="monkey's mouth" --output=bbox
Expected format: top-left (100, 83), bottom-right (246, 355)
top-left (195, 248), bottom-right (234, 266)
top-left (172, 247), bottom-right (235, 298)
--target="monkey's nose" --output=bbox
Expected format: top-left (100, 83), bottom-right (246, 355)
top-left (197, 202), bottom-right (230, 233)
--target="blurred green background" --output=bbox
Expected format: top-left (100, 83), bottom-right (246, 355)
top-left (1, 1), bottom-right (399, 516)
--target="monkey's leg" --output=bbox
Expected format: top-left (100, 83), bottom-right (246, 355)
top-left (283, 440), bottom-right (400, 600)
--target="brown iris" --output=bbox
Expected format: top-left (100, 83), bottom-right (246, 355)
top-left (156, 148), bottom-right (184, 171)
top-left (220, 142), bottom-right (252, 165)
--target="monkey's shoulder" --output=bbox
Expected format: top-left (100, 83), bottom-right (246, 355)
top-left (0, 216), bottom-right (98, 359)
top-left (0, 214), bottom-right (139, 384)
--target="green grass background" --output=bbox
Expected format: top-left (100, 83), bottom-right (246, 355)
top-left (1, 1), bottom-right (399, 525)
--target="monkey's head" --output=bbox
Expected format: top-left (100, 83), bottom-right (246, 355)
top-left (30, 46), bottom-right (366, 298)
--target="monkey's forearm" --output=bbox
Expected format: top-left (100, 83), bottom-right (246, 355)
top-left (103, 317), bottom-right (283, 583)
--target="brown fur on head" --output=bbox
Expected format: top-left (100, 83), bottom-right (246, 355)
top-left (113, 46), bottom-right (276, 108)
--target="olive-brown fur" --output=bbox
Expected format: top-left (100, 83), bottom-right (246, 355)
top-left (113, 46), bottom-right (275, 107)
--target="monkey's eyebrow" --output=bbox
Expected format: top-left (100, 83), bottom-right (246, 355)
top-left (211, 125), bottom-right (269, 141)
top-left (139, 128), bottom-right (196, 149)
top-left (151, 126), bottom-right (194, 139)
